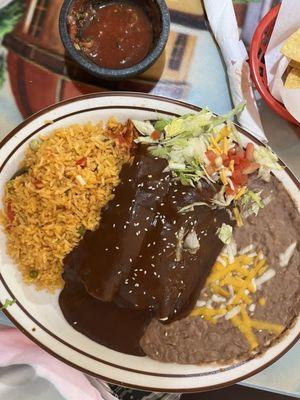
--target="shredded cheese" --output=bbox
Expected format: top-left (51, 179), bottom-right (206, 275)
top-left (229, 159), bottom-right (235, 172)
top-left (192, 245), bottom-right (282, 351)
top-left (258, 297), bottom-right (266, 306)
top-left (216, 126), bottom-right (229, 143)
top-left (233, 207), bottom-right (243, 227)
top-left (250, 319), bottom-right (283, 335)
top-left (223, 136), bottom-right (228, 155)
top-left (220, 168), bottom-right (228, 186)
top-left (234, 186), bottom-right (247, 200)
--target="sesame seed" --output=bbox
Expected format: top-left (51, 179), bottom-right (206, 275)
top-left (105, 248), bottom-right (108, 251)
top-left (116, 246), bottom-right (119, 250)
top-left (136, 231), bottom-right (141, 236)
top-left (113, 223), bottom-right (116, 228)
top-left (151, 263), bottom-right (155, 268)
top-left (116, 204), bottom-right (120, 207)
top-left (129, 290), bottom-right (133, 294)
top-left (135, 283), bottom-right (140, 287)
top-left (117, 271), bottom-right (122, 275)
top-left (148, 175), bottom-right (153, 178)
top-left (129, 258), bottom-right (133, 263)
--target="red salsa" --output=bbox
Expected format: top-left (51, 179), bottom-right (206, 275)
top-left (68, 1), bottom-right (154, 69)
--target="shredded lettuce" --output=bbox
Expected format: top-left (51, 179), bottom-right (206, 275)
top-left (178, 202), bottom-right (209, 214)
top-left (164, 109), bottom-right (214, 138)
top-left (254, 146), bottom-right (283, 182)
top-left (132, 104), bottom-right (244, 187)
top-left (154, 119), bottom-right (171, 132)
top-left (241, 190), bottom-right (264, 216)
top-left (0, 299), bottom-right (15, 311)
top-left (212, 187), bottom-right (234, 207)
top-left (209, 102), bottom-right (246, 128)
top-left (132, 120), bottom-right (155, 136)
top-left (217, 223), bottom-right (233, 245)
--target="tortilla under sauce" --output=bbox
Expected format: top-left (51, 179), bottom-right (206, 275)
top-left (59, 147), bottom-right (232, 355)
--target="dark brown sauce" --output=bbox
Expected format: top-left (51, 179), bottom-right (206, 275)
top-left (59, 146), bottom-right (232, 355)
top-left (68, 1), bottom-right (153, 69)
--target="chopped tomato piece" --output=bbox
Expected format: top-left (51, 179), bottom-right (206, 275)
top-left (245, 143), bottom-right (254, 161)
top-left (226, 185), bottom-right (236, 196)
top-left (221, 154), bottom-right (230, 167)
top-left (6, 202), bottom-right (15, 225)
top-left (150, 130), bottom-right (161, 140)
top-left (205, 150), bottom-right (216, 163)
top-left (205, 164), bottom-right (215, 176)
top-left (228, 146), bottom-right (237, 158)
top-left (238, 158), bottom-right (251, 171)
top-left (76, 157), bottom-right (87, 168)
top-left (34, 179), bottom-right (43, 189)
top-left (236, 148), bottom-right (245, 160)
top-left (243, 162), bottom-right (260, 175)
top-left (232, 169), bottom-right (248, 186)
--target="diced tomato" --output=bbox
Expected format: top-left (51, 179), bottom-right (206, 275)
top-left (226, 186), bottom-right (236, 196)
top-left (76, 157), bottom-right (87, 168)
top-left (238, 158), bottom-right (251, 171)
top-left (205, 164), bottom-right (215, 176)
top-left (205, 150), bottom-right (216, 163)
top-left (228, 146), bottom-right (237, 158)
top-left (243, 162), bottom-right (260, 175)
top-left (228, 146), bottom-right (245, 166)
top-left (151, 130), bottom-right (161, 140)
top-left (232, 169), bottom-right (248, 186)
top-left (221, 154), bottom-right (230, 167)
top-left (236, 148), bottom-right (245, 160)
top-left (34, 179), bottom-right (43, 189)
top-left (245, 143), bottom-right (254, 161)
top-left (6, 202), bottom-right (15, 226)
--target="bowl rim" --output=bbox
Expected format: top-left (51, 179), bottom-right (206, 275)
top-left (0, 91), bottom-right (299, 392)
top-left (58, 0), bottom-right (170, 80)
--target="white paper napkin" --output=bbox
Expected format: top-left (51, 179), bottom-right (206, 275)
top-left (204, 0), bottom-right (267, 142)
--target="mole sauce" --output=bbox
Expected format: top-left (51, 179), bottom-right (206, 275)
top-left (59, 146), bottom-right (232, 356)
top-left (68, 1), bottom-right (153, 69)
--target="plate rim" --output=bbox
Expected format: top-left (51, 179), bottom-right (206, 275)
top-left (0, 91), bottom-right (299, 392)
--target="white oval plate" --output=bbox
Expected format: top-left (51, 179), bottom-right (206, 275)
top-left (0, 92), bottom-right (299, 392)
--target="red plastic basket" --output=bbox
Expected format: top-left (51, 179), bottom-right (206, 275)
top-left (249, 4), bottom-right (299, 125)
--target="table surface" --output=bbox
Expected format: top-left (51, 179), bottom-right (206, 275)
top-left (0, 0), bottom-right (299, 399)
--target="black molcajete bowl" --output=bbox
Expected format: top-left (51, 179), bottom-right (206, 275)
top-left (59, 0), bottom-right (170, 81)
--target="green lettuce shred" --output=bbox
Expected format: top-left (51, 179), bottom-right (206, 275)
top-left (217, 223), bottom-right (233, 245)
